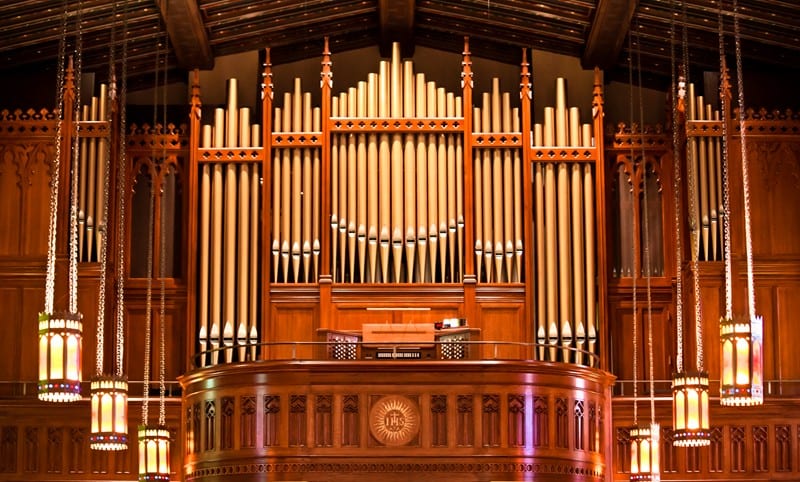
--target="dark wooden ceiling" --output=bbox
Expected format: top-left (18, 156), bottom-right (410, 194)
top-left (0, 0), bottom-right (798, 92)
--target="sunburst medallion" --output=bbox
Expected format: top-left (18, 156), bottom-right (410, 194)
top-left (369, 395), bottom-right (420, 446)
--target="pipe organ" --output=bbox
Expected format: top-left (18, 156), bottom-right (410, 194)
top-left (196, 79), bottom-right (262, 366)
top-left (685, 84), bottom-right (723, 262)
top-left (187, 39), bottom-right (606, 369)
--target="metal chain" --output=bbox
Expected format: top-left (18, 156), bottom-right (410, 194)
top-left (45, 0), bottom-right (69, 315)
top-left (670, 0), bottom-right (684, 374)
top-left (635, 21), bottom-right (657, 426)
top-left (681, 1), bottom-right (691, 112)
top-left (94, 0), bottom-right (117, 376)
top-left (142, 14), bottom-right (161, 427)
top-left (720, 2), bottom-right (733, 320)
top-left (627, 31), bottom-right (638, 426)
top-left (733, 0), bottom-right (756, 320)
top-left (141, 172), bottom-right (155, 425)
top-left (681, 0), bottom-right (706, 372)
top-left (158, 18), bottom-right (169, 428)
top-left (68, 0), bottom-right (84, 313)
top-left (115, 0), bottom-right (129, 378)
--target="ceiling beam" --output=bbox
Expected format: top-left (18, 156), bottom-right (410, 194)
top-left (156, 0), bottom-right (214, 70)
top-left (379, 0), bottom-right (415, 58)
top-left (581, 0), bottom-right (637, 70)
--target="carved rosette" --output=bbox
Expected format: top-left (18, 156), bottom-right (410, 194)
top-left (369, 395), bottom-right (420, 446)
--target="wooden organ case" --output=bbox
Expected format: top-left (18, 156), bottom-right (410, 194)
top-left (181, 37), bottom-right (614, 482)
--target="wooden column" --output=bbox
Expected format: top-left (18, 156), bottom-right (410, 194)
top-left (318, 38), bottom-right (333, 329)
top-left (185, 68), bottom-right (203, 366)
top-left (520, 48), bottom-right (534, 346)
top-left (461, 37), bottom-right (477, 323)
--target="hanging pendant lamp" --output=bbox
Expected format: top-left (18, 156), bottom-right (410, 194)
top-left (39, 311), bottom-right (83, 402)
top-left (39, 0), bottom-right (83, 404)
top-left (630, 422), bottom-right (661, 481)
top-left (624, 25), bottom-right (660, 481)
top-left (138, 425), bottom-right (171, 481)
top-left (719, 0), bottom-right (763, 407)
top-left (90, 1), bottom-right (130, 449)
top-left (139, 18), bottom-right (171, 480)
top-left (670, 0), bottom-right (710, 447)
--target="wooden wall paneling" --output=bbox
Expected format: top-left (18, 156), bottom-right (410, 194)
top-left (76, 278), bottom-right (100, 389)
top-left (0, 143), bottom-right (23, 256)
top-left (0, 124), bottom-right (54, 257)
top-left (613, 398), bottom-right (800, 481)
top-left (695, 263), bottom-right (724, 387)
top-left (726, 135), bottom-right (800, 259)
top-left (756, 283), bottom-right (777, 387)
top-left (268, 304), bottom-right (318, 359)
top-left (332, 305), bottom-right (389, 330)
top-left (0, 400), bottom-right (183, 481)
top-left (775, 284), bottom-right (800, 394)
top-left (123, 289), bottom-right (186, 383)
top-left (0, 287), bottom-right (23, 391)
top-left (606, 294), bottom-right (674, 395)
top-left (644, 299), bottom-right (674, 385)
top-left (475, 299), bottom-right (525, 359)
top-left (747, 140), bottom-right (800, 256)
top-left (123, 303), bottom-right (147, 383)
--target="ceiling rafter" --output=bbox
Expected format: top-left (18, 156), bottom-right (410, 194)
top-left (582, 0), bottom-right (637, 70)
top-left (156, 0), bottom-right (213, 70)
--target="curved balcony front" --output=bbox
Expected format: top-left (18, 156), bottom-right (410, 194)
top-left (181, 346), bottom-right (615, 482)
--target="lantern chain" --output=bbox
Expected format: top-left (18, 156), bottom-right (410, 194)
top-left (634, 20), bottom-right (657, 426)
top-left (733, 0), bottom-right (755, 320)
top-left (627, 31), bottom-right (638, 426)
top-left (68, 0), bottom-right (84, 314)
top-left (143, 11), bottom-right (163, 427)
top-left (94, 0), bottom-right (119, 377)
top-left (45, 0), bottom-right (69, 315)
top-left (720, 4), bottom-right (733, 321)
top-left (158, 19), bottom-right (169, 428)
top-left (115, 0), bottom-right (130, 378)
top-left (670, 0), bottom-right (684, 375)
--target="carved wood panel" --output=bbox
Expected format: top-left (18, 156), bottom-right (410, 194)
top-left (181, 361), bottom-right (612, 481)
top-left (342, 394), bottom-right (360, 447)
top-left (239, 395), bottom-right (256, 449)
